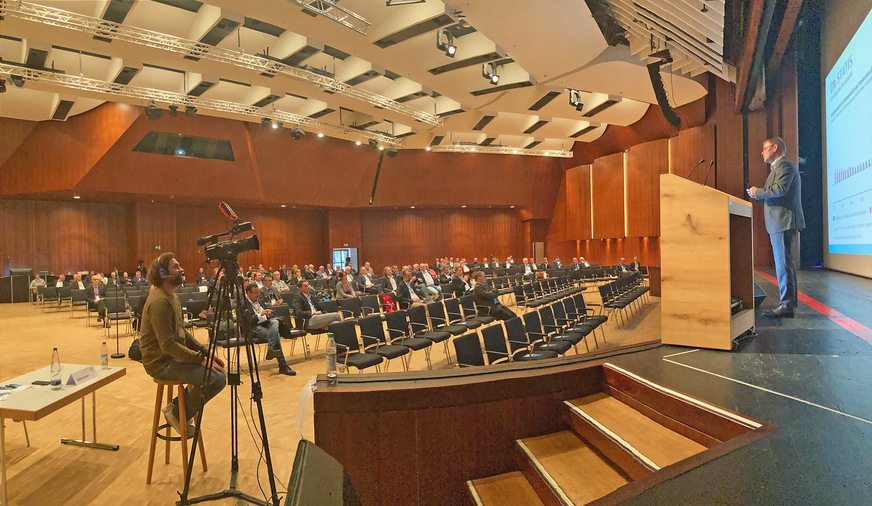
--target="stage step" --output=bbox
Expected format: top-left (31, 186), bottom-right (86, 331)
top-left (517, 430), bottom-right (628, 505)
top-left (467, 472), bottom-right (544, 506)
top-left (565, 393), bottom-right (706, 471)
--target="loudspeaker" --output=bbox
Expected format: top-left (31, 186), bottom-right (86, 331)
top-left (754, 282), bottom-right (766, 308)
top-left (285, 440), bottom-right (360, 506)
top-left (646, 62), bottom-right (681, 130)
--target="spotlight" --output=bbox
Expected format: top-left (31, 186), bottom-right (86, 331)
top-left (176, 148), bottom-right (185, 156)
top-left (425, 146), bottom-right (431, 151)
top-left (386, 148), bottom-right (398, 158)
top-left (355, 141), bottom-right (362, 146)
top-left (317, 133), bottom-right (324, 138)
top-left (73, 195), bottom-right (81, 199)
top-left (0, 79), bottom-right (5, 93)
top-left (290, 126), bottom-right (305, 140)
top-left (569, 89), bottom-right (584, 112)
top-left (273, 121), bottom-right (283, 130)
top-left (436, 28), bottom-right (457, 58)
top-left (168, 104), bottom-right (178, 117)
top-left (9, 74), bottom-right (25, 88)
top-left (368, 138), bottom-right (379, 149)
top-left (378, 146), bottom-right (384, 151)
top-left (185, 105), bottom-right (197, 117)
top-left (261, 117), bottom-right (272, 127)
top-left (145, 104), bottom-right (162, 120)
top-left (482, 63), bottom-right (500, 85)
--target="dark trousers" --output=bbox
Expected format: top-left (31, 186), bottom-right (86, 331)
top-left (488, 304), bottom-right (516, 320)
top-left (255, 319), bottom-right (288, 365)
top-left (153, 359), bottom-right (226, 421)
top-left (770, 229), bottom-right (798, 308)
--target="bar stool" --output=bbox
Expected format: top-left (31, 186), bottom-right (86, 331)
top-left (146, 379), bottom-right (207, 484)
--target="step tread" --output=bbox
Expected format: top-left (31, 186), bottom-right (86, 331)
top-left (469, 472), bottom-right (544, 506)
top-left (520, 430), bottom-right (628, 505)
top-left (570, 392), bottom-right (706, 468)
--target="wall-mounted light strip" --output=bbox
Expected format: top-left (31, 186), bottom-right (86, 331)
top-left (429, 144), bottom-right (571, 158)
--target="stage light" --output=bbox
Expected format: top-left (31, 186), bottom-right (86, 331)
top-left (176, 148), bottom-right (185, 156)
top-left (569, 89), bottom-right (584, 111)
top-left (436, 28), bottom-right (456, 58)
top-left (355, 141), bottom-right (362, 146)
top-left (9, 74), bottom-right (25, 88)
top-left (378, 146), bottom-right (384, 151)
top-left (368, 138), bottom-right (379, 149)
top-left (73, 195), bottom-right (81, 199)
top-left (185, 105), bottom-right (197, 116)
top-left (317, 133), bottom-right (324, 137)
top-left (0, 79), bottom-right (5, 93)
top-left (482, 63), bottom-right (500, 85)
top-left (386, 148), bottom-right (398, 158)
top-left (145, 104), bottom-right (162, 120)
top-left (168, 104), bottom-right (178, 117)
top-left (272, 121), bottom-right (284, 130)
top-left (261, 117), bottom-right (271, 127)
top-left (281, 204), bottom-right (286, 208)
top-left (290, 126), bottom-right (305, 139)
top-left (470, 147), bottom-right (476, 152)
top-left (425, 146), bottom-right (431, 151)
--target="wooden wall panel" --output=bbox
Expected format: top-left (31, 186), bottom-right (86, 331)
top-left (591, 153), bottom-right (624, 239)
top-left (133, 201), bottom-right (177, 274)
top-left (360, 209), bottom-right (523, 270)
top-left (669, 124), bottom-right (716, 182)
top-left (566, 165), bottom-right (592, 240)
top-left (0, 103), bottom-right (140, 195)
top-left (626, 139), bottom-right (669, 237)
top-left (0, 118), bottom-right (37, 168)
top-left (709, 77), bottom-right (746, 198)
top-left (546, 175), bottom-right (569, 241)
top-left (328, 209), bottom-right (363, 250)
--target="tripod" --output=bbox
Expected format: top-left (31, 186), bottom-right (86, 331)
top-left (177, 259), bottom-right (279, 506)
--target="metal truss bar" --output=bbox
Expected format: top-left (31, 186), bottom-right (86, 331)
top-left (429, 145), bottom-right (572, 158)
top-left (294, 0), bottom-right (372, 35)
top-left (0, 0), bottom-right (441, 126)
top-left (0, 63), bottom-right (403, 146)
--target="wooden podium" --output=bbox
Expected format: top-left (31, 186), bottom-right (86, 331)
top-left (660, 174), bottom-right (755, 350)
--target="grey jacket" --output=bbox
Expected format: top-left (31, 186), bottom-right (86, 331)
top-left (755, 157), bottom-right (805, 234)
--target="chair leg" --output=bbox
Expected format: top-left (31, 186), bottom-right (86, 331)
top-left (424, 348), bottom-right (432, 370)
top-left (178, 385), bottom-right (189, 483)
top-left (165, 387), bottom-right (173, 465)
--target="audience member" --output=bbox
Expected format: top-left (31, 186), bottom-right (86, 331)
top-left (272, 272), bottom-right (290, 292)
top-left (630, 256), bottom-right (641, 271)
top-left (357, 268), bottom-right (379, 294)
top-left (292, 280), bottom-right (341, 330)
top-left (132, 270), bottom-right (147, 285)
top-left (55, 274), bottom-right (67, 288)
top-left (30, 273), bottom-right (46, 290)
top-left (302, 265), bottom-right (316, 280)
top-left (413, 263), bottom-right (441, 300)
top-left (258, 277), bottom-right (282, 307)
top-left (196, 268), bottom-right (208, 285)
top-left (361, 262), bottom-right (374, 277)
top-left (520, 258), bottom-right (536, 280)
top-left (552, 257), bottom-right (564, 268)
top-left (580, 257), bottom-right (591, 268)
top-left (472, 271), bottom-right (516, 320)
top-left (88, 275), bottom-right (109, 327)
top-left (243, 284), bottom-right (294, 376)
top-left (334, 267), bottom-right (360, 299)
top-left (70, 274), bottom-right (87, 291)
top-left (539, 257), bottom-right (550, 270)
top-left (381, 267), bottom-right (400, 299)
top-left (315, 266), bottom-right (328, 279)
top-left (289, 269), bottom-right (303, 287)
top-left (397, 268), bottom-right (431, 307)
top-left (450, 266), bottom-right (472, 297)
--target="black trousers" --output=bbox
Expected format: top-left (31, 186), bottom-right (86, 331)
top-left (490, 304), bottom-right (516, 320)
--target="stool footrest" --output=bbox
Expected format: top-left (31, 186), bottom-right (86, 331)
top-left (155, 423), bottom-right (200, 442)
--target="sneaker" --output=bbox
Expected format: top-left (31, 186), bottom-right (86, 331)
top-left (161, 403), bottom-right (182, 434)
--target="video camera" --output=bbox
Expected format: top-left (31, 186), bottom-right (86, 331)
top-left (198, 202), bottom-right (260, 262)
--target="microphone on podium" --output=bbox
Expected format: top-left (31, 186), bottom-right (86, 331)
top-left (702, 160), bottom-right (716, 187)
top-left (685, 158), bottom-right (706, 180)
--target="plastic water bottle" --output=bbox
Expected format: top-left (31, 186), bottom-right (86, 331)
top-left (326, 333), bottom-right (337, 385)
top-left (50, 348), bottom-right (62, 390)
top-left (101, 342), bottom-right (109, 370)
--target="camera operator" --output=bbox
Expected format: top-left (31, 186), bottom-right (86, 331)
top-left (140, 253), bottom-right (226, 435)
top-left (243, 284), bottom-right (296, 376)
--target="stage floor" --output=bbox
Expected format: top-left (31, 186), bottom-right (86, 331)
top-left (1, 269), bottom-right (870, 504)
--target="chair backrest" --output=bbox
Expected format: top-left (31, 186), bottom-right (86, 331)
top-left (57, 286), bottom-right (72, 298)
top-left (320, 299), bottom-right (340, 313)
top-left (458, 295), bottom-right (477, 319)
top-left (360, 294), bottom-right (380, 316)
top-left (270, 303), bottom-right (292, 326)
top-left (338, 297), bottom-right (363, 318)
top-left (70, 288), bottom-right (88, 302)
top-left (563, 297), bottom-right (577, 318)
top-left (453, 333), bottom-right (485, 367)
top-left (440, 283), bottom-right (452, 297)
top-left (512, 285), bottom-right (526, 304)
top-left (552, 302), bottom-right (569, 325)
top-left (522, 310), bottom-right (543, 337)
top-left (480, 324), bottom-right (510, 365)
top-left (358, 315), bottom-right (387, 344)
top-left (539, 305), bottom-right (558, 332)
top-left (443, 298), bottom-right (464, 324)
top-left (104, 297), bottom-right (127, 314)
top-left (327, 321), bottom-right (360, 354)
top-left (406, 304), bottom-right (431, 334)
top-left (503, 317), bottom-right (531, 355)
top-left (384, 310), bottom-right (412, 341)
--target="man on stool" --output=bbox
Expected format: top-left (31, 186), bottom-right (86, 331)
top-left (140, 253), bottom-right (226, 435)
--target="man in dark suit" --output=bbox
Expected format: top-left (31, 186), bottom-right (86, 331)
top-left (520, 258), bottom-right (536, 280)
top-left (381, 267), bottom-right (400, 299)
top-left (357, 269), bottom-right (379, 294)
top-left (258, 277), bottom-right (282, 307)
top-left (291, 280), bottom-right (341, 330)
top-left (552, 257), bottom-right (564, 268)
top-left (70, 273), bottom-right (87, 290)
top-left (242, 284), bottom-right (294, 376)
top-left (55, 274), bottom-right (68, 288)
top-left (87, 275), bottom-right (109, 326)
top-left (397, 268), bottom-right (431, 308)
top-left (450, 266), bottom-right (472, 297)
top-left (472, 271), bottom-right (515, 320)
top-left (302, 265), bottom-right (316, 280)
top-left (749, 136), bottom-right (805, 318)
top-left (132, 270), bottom-right (147, 285)
top-left (629, 257), bottom-right (641, 271)
top-left (539, 257), bottom-right (550, 270)
top-left (570, 257), bottom-right (582, 270)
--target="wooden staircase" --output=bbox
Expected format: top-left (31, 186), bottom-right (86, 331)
top-left (467, 392), bottom-right (708, 505)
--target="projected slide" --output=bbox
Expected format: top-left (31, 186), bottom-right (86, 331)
top-left (826, 7), bottom-right (872, 255)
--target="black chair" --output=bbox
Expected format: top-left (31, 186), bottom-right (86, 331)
top-left (565, 296), bottom-right (607, 343)
top-left (337, 297), bottom-right (364, 322)
top-left (425, 302), bottom-right (468, 336)
top-left (503, 317), bottom-right (559, 361)
top-left (384, 311), bottom-right (433, 370)
top-left (459, 295), bottom-right (495, 324)
top-left (41, 286), bottom-right (59, 311)
top-left (407, 304), bottom-right (452, 364)
top-left (443, 298), bottom-right (482, 330)
top-left (57, 286), bottom-right (72, 309)
top-left (359, 294), bottom-right (384, 320)
top-left (357, 315), bottom-right (410, 372)
top-left (453, 333), bottom-right (485, 367)
top-left (104, 297), bottom-right (132, 338)
top-left (521, 311), bottom-right (572, 355)
top-left (543, 303), bottom-right (593, 353)
top-left (479, 324), bottom-right (511, 365)
top-left (326, 321), bottom-right (383, 373)
top-left (69, 289), bottom-right (89, 319)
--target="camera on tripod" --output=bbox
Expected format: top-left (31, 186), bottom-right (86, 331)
top-left (197, 204), bottom-right (260, 262)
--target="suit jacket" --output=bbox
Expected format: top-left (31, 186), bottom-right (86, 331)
top-left (291, 292), bottom-right (325, 320)
top-left (538, 263), bottom-right (548, 270)
top-left (334, 278), bottom-right (357, 299)
top-left (552, 261), bottom-right (564, 268)
top-left (755, 156), bottom-right (805, 234)
top-left (86, 283), bottom-right (107, 302)
top-left (70, 279), bottom-right (88, 291)
top-left (258, 286), bottom-right (281, 307)
top-left (302, 270), bottom-right (316, 280)
top-left (438, 272), bottom-right (452, 284)
top-left (396, 279), bottom-right (422, 307)
top-left (472, 283), bottom-right (501, 311)
top-left (381, 274), bottom-right (400, 295)
top-left (629, 261), bottom-right (640, 271)
top-left (570, 263), bottom-right (582, 270)
top-left (450, 274), bottom-right (470, 297)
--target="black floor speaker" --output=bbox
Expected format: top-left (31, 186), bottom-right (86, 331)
top-left (754, 282), bottom-right (767, 308)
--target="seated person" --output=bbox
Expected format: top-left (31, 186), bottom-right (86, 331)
top-left (288, 269), bottom-right (303, 288)
top-left (55, 274), bottom-right (67, 288)
top-left (196, 268), bottom-right (208, 285)
top-left (579, 257), bottom-right (591, 268)
top-left (242, 284), bottom-right (295, 376)
top-left (539, 257), bottom-right (550, 270)
top-left (88, 275), bottom-right (109, 326)
top-left (292, 280), bottom-right (341, 330)
top-left (132, 270), bottom-right (147, 285)
top-left (630, 256), bottom-right (641, 271)
top-left (472, 271), bottom-right (516, 320)
top-left (334, 267), bottom-right (362, 299)
top-left (450, 266), bottom-right (472, 298)
top-left (438, 266), bottom-right (452, 285)
top-left (30, 273), bottom-right (46, 290)
top-left (258, 277), bottom-right (283, 307)
top-left (302, 265), bottom-right (316, 280)
top-left (520, 258), bottom-right (536, 280)
top-left (357, 269), bottom-right (379, 294)
top-left (140, 253), bottom-right (226, 434)
top-left (70, 273), bottom-right (87, 291)
top-left (552, 257), bottom-right (564, 268)
top-left (315, 266), bottom-right (328, 279)
top-left (272, 271), bottom-right (290, 292)
top-left (381, 266), bottom-right (400, 299)
top-left (397, 268), bottom-right (432, 308)
top-left (413, 263), bottom-right (441, 300)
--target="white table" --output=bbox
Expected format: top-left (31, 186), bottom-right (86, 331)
top-left (0, 364), bottom-right (126, 506)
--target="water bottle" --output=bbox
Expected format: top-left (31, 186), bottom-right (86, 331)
top-left (326, 333), bottom-right (337, 385)
top-left (50, 348), bottom-right (62, 390)
top-left (101, 342), bottom-right (109, 370)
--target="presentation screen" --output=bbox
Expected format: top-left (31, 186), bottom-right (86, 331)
top-left (824, 7), bottom-right (872, 257)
